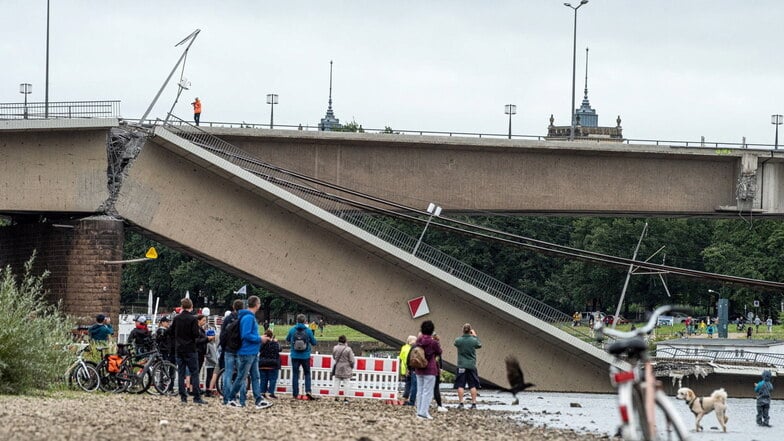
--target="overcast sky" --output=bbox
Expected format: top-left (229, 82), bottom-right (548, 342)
top-left (3, 1), bottom-right (784, 144)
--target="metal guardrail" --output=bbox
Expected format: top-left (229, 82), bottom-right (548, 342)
top-left (130, 117), bottom-right (780, 150)
top-left (656, 346), bottom-right (784, 368)
top-left (159, 115), bottom-right (593, 342)
top-left (0, 100), bottom-right (121, 119)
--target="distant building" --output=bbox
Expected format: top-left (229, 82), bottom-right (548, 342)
top-left (547, 48), bottom-right (623, 142)
top-left (318, 60), bottom-right (341, 131)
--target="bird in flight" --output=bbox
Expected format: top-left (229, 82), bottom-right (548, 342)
top-left (503, 355), bottom-right (535, 405)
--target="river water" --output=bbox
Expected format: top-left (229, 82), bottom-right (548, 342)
top-left (439, 388), bottom-right (777, 441)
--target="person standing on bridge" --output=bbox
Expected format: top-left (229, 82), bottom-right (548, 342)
top-left (454, 323), bottom-right (482, 409)
top-left (191, 97), bottom-right (202, 126)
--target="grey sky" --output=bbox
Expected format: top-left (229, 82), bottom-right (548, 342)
top-left (3, 0), bottom-right (784, 144)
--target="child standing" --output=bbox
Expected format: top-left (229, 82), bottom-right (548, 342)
top-left (755, 370), bottom-right (774, 427)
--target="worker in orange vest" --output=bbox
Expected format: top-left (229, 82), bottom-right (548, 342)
top-left (192, 97), bottom-right (202, 126)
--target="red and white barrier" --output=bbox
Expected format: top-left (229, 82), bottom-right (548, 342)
top-left (276, 352), bottom-right (399, 400)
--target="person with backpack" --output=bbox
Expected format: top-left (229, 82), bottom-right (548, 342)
top-left (259, 329), bottom-right (281, 399)
top-left (170, 297), bottom-right (206, 405)
top-left (220, 299), bottom-right (244, 405)
top-left (286, 313), bottom-right (318, 400)
top-left (225, 296), bottom-right (272, 409)
top-left (414, 320), bottom-right (442, 420)
top-left (127, 315), bottom-right (153, 356)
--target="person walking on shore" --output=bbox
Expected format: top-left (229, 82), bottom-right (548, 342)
top-left (454, 323), bottom-right (482, 409)
top-left (414, 320), bottom-right (442, 420)
top-left (171, 297), bottom-right (206, 405)
top-left (226, 295), bottom-right (272, 409)
top-left (287, 313), bottom-right (318, 400)
top-left (331, 335), bottom-right (355, 403)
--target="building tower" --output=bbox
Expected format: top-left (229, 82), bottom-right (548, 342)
top-left (318, 60), bottom-right (341, 131)
top-left (547, 48), bottom-right (623, 141)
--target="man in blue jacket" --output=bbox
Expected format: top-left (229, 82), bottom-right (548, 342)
top-left (287, 313), bottom-right (318, 400)
top-left (226, 295), bottom-right (272, 409)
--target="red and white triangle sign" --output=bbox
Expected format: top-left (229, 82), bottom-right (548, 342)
top-left (408, 296), bottom-right (430, 319)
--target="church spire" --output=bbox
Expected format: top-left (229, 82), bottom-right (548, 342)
top-left (575, 47), bottom-right (598, 127)
top-left (583, 47), bottom-right (589, 101)
top-left (319, 60), bottom-right (341, 131)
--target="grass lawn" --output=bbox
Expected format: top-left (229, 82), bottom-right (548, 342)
top-left (267, 324), bottom-right (377, 342)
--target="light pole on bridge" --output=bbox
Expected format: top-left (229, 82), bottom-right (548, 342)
top-left (771, 114), bottom-right (782, 150)
top-left (267, 93), bottom-right (279, 129)
top-left (412, 203), bottom-right (442, 257)
top-left (564, 0), bottom-right (589, 141)
top-left (504, 104), bottom-right (517, 139)
top-left (19, 83), bottom-right (32, 119)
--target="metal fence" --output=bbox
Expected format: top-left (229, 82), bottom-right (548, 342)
top-left (131, 117), bottom-right (780, 150)
top-left (160, 115), bottom-right (593, 341)
top-left (656, 346), bottom-right (784, 368)
top-left (0, 100), bottom-right (121, 120)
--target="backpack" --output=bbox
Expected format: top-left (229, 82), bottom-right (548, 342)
top-left (292, 327), bottom-right (309, 351)
top-left (107, 355), bottom-right (123, 373)
top-left (223, 318), bottom-right (243, 352)
top-left (407, 345), bottom-right (428, 370)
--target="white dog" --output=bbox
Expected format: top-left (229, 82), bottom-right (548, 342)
top-left (675, 387), bottom-right (729, 432)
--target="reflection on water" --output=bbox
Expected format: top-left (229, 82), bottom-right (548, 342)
top-left (440, 388), bottom-right (777, 441)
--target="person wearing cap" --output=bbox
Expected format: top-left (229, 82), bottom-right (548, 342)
top-left (155, 316), bottom-right (173, 362)
top-left (88, 314), bottom-right (114, 343)
top-left (128, 315), bottom-right (153, 356)
top-left (204, 327), bottom-right (219, 397)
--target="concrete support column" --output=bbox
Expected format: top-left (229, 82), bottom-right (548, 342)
top-left (63, 216), bottom-right (124, 323)
top-left (0, 216), bottom-right (124, 324)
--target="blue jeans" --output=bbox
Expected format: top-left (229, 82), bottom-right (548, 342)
top-left (228, 353), bottom-right (261, 406)
top-left (176, 352), bottom-right (201, 400)
top-left (222, 351), bottom-right (245, 404)
top-left (291, 357), bottom-right (311, 397)
top-left (259, 368), bottom-right (279, 395)
top-left (407, 373), bottom-right (417, 404)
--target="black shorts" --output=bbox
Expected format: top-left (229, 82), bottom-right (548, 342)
top-left (454, 368), bottom-right (480, 389)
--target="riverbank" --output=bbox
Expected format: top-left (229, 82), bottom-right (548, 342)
top-left (0, 391), bottom-right (610, 441)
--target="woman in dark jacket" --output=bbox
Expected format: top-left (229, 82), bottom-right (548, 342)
top-left (258, 329), bottom-right (281, 399)
top-left (414, 320), bottom-right (442, 420)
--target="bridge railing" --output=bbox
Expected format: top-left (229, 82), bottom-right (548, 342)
top-left (132, 116), bottom-right (779, 150)
top-left (0, 100), bottom-right (121, 120)
top-left (656, 346), bottom-right (784, 368)
top-left (159, 115), bottom-right (594, 343)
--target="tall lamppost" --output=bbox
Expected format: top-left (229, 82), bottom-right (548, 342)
top-left (19, 83), bottom-right (32, 119)
top-left (45, 0), bottom-right (50, 118)
top-left (504, 104), bottom-right (517, 139)
top-left (707, 289), bottom-right (719, 317)
top-left (413, 202), bottom-right (442, 256)
top-left (564, 0), bottom-right (589, 140)
top-left (266, 93), bottom-right (279, 129)
top-left (771, 114), bottom-right (782, 150)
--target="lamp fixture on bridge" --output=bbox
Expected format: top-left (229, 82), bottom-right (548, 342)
top-left (413, 203), bottom-right (442, 257)
top-left (267, 93), bottom-right (279, 129)
top-left (19, 83), bottom-right (32, 119)
top-left (707, 289), bottom-right (720, 316)
top-left (504, 104), bottom-right (517, 139)
top-left (564, 0), bottom-right (589, 141)
top-left (771, 114), bottom-right (782, 150)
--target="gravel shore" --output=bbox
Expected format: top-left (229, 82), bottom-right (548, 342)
top-left (0, 392), bottom-right (612, 441)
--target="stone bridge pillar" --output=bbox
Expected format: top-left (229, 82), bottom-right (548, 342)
top-left (0, 216), bottom-right (123, 323)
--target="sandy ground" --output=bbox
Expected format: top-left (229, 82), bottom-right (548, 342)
top-left (0, 391), bottom-right (612, 441)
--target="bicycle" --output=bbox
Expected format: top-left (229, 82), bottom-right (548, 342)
top-left (594, 305), bottom-right (691, 441)
top-left (64, 343), bottom-right (100, 392)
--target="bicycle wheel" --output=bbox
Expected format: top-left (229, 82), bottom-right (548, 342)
top-left (152, 361), bottom-right (178, 395)
top-left (653, 390), bottom-right (690, 441)
top-left (96, 362), bottom-right (122, 393)
top-left (630, 385), bottom-right (652, 441)
top-left (127, 363), bottom-right (152, 394)
top-left (74, 363), bottom-right (100, 392)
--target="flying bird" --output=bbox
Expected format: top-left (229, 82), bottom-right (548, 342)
top-left (503, 355), bottom-right (535, 405)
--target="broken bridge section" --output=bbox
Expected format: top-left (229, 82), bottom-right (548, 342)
top-left (112, 125), bottom-right (614, 392)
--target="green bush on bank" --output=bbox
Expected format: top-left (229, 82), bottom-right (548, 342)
top-left (0, 257), bottom-right (73, 394)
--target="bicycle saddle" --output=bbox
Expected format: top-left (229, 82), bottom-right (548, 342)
top-left (606, 337), bottom-right (648, 358)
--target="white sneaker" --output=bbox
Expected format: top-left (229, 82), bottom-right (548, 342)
top-left (227, 400), bottom-right (243, 407)
top-left (255, 400), bottom-right (273, 410)
top-left (437, 406), bottom-right (448, 412)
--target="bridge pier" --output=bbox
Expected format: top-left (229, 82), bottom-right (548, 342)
top-left (0, 216), bottom-right (124, 323)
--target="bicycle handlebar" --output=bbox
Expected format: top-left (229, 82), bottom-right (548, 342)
top-left (595, 305), bottom-right (690, 340)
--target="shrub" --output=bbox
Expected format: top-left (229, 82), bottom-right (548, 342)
top-left (0, 257), bottom-right (74, 394)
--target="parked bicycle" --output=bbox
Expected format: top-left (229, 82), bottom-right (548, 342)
top-left (64, 343), bottom-right (100, 392)
top-left (594, 305), bottom-right (690, 441)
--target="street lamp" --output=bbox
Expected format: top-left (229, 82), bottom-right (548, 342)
top-left (412, 202), bottom-right (442, 256)
top-left (564, 0), bottom-right (589, 140)
top-left (707, 289), bottom-right (719, 317)
top-left (504, 104), bottom-right (517, 139)
top-left (771, 114), bottom-right (782, 150)
top-left (19, 83), bottom-right (32, 119)
top-left (266, 93), bottom-right (279, 129)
